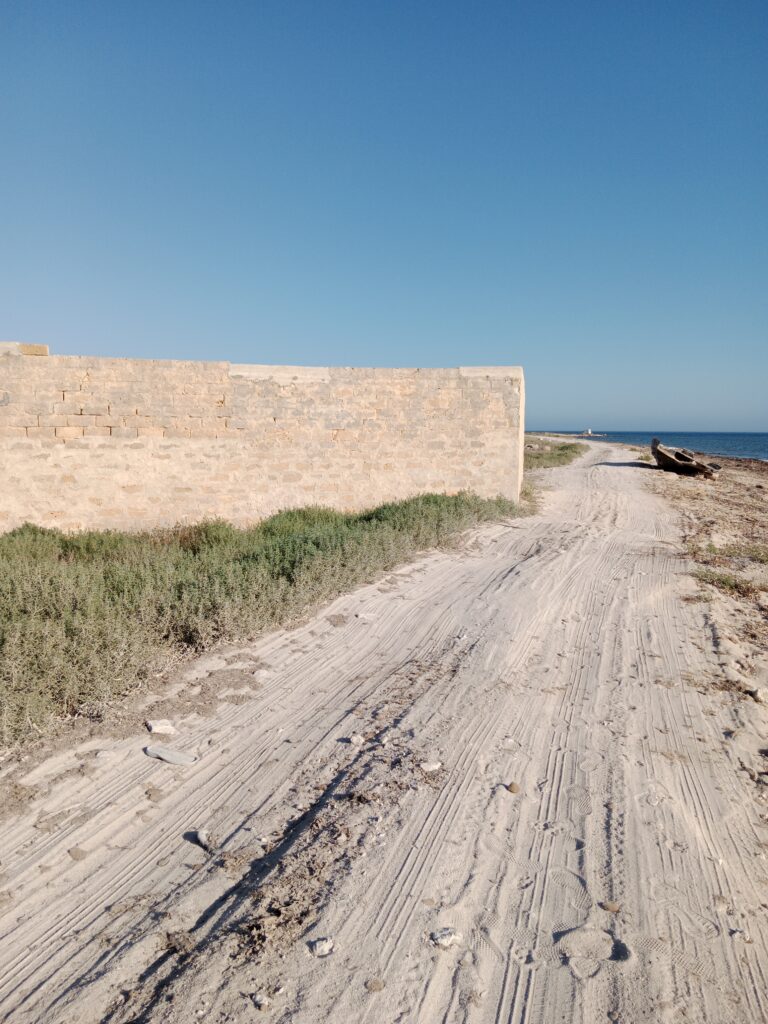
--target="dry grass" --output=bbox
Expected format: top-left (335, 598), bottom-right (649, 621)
top-left (524, 440), bottom-right (588, 470)
top-left (693, 568), bottom-right (760, 599)
top-left (0, 493), bottom-right (524, 746)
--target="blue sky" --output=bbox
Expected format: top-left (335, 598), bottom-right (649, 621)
top-left (1, 1), bottom-right (766, 429)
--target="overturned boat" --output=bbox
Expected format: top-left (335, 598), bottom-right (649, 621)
top-left (651, 437), bottom-right (721, 479)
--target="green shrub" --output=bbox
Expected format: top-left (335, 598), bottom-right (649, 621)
top-left (524, 442), bottom-right (587, 470)
top-left (0, 493), bottom-right (521, 745)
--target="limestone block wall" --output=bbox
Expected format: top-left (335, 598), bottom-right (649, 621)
top-left (0, 345), bottom-right (524, 532)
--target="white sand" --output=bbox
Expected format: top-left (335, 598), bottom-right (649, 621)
top-left (1, 443), bottom-right (767, 1023)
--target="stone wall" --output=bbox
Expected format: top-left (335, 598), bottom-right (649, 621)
top-left (0, 345), bottom-right (525, 532)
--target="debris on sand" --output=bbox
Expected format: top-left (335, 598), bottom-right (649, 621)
top-left (308, 937), bottom-right (334, 957)
top-left (601, 900), bottom-right (621, 913)
top-left (251, 992), bottom-right (271, 1010)
top-left (430, 927), bottom-right (461, 950)
top-left (365, 977), bottom-right (386, 992)
top-left (67, 847), bottom-right (88, 861)
top-left (651, 438), bottom-right (720, 479)
top-left (506, 782), bottom-right (521, 794)
top-left (192, 829), bottom-right (212, 851)
top-left (144, 745), bottom-right (197, 766)
top-left (145, 719), bottom-right (177, 736)
top-left (420, 761), bottom-right (442, 773)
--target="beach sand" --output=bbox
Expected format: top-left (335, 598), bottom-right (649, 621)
top-left (1, 442), bottom-right (767, 1023)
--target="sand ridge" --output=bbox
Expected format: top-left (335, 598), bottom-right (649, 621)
top-left (0, 443), bottom-right (767, 1023)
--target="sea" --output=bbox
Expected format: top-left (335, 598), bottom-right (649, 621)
top-left (544, 432), bottom-right (768, 462)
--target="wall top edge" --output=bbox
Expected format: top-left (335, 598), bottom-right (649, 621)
top-left (0, 342), bottom-right (50, 356)
top-left (0, 346), bottom-right (524, 381)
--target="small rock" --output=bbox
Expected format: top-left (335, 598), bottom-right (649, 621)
top-left (349, 734), bottom-right (365, 746)
top-left (144, 745), bottom-right (197, 766)
top-left (193, 829), bottom-right (212, 851)
top-left (365, 978), bottom-right (385, 992)
top-left (67, 847), bottom-right (88, 861)
top-left (506, 782), bottom-right (521, 794)
top-left (601, 900), bottom-right (621, 913)
top-left (430, 927), bottom-right (461, 950)
top-left (251, 992), bottom-right (271, 1010)
top-left (420, 761), bottom-right (442, 773)
top-left (308, 937), bottom-right (334, 957)
top-left (145, 719), bottom-right (177, 736)
top-left (748, 687), bottom-right (767, 704)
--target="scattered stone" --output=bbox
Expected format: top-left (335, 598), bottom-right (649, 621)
top-left (601, 900), bottom-right (621, 913)
top-left (166, 930), bottom-right (195, 954)
top-left (420, 761), bottom-right (442, 773)
top-left (365, 978), bottom-right (385, 992)
top-left (430, 927), bottom-right (461, 950)
top-left (506, 782), bottom-right (521, 794)
top-left (67, 847), bottom-right (88, 861)
top-left (349, 734), bottom-right (365, 746)
top-left (748, 686), bottom-right (767, 704)
top-left (308, 937), bottom-right (334, 957)
top-left (193, 829), bottom-right (212, 851)
top-left (144, 745), bottom-right (197, 766)
top-left (251, 992), bottom-right (271, 1010)
top-left (145, 784), bottom-right (165, 803)
top-left (145, 719), bottom-right (177, 736)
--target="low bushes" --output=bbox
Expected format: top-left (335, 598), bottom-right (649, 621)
top-left (0, 492), bottom-right (521, 745)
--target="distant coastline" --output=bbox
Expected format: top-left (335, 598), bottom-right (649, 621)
top-left (532, 431), bottom-right (768, 462)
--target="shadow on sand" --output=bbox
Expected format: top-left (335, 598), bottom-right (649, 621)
top-left (594, 460), bottom-right (659, 470)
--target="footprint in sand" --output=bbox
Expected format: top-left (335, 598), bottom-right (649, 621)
top-left (556, 924), bottom-right (631, 980)
top-left (637, 780), bottom-right (672, 808)
top-left (578, 751), bottom-right (604, 773)
top-left (545, 869), bottom-right (592, 931)
top-left (652, 881), bottom-right (719, 940)
top-left (566, 783), bottom-right (592, 816)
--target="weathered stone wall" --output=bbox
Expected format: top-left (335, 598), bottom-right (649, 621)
top-left (0, 345), bottom-right (524, 532)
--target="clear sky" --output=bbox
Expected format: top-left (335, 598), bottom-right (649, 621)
top-left (2, 1), bottom-right (766, 430)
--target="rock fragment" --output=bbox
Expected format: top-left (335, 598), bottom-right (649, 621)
top-left (193, 829), bottom-right (212, 851)
top-left (506, 782), bottom-right (521, 794)
top-left (420, 761), bottom-right (442, 773)
top-left (430, 927), bottom-right (461, 949)
top-left (308, 937), bottom-right (334, 957)
top-left (144, 745), bottom-right (197, 766)
top-left (601, 900), bottom-right (621, 913)
top-left (365, 978), bottom-right (385, 992)
top-left (145, 719), bottom-right (177, 736)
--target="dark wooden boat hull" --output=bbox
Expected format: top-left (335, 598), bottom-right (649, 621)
top-left (651, 438), bottom-right (720, 479)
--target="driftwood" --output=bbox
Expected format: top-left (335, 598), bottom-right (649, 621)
top-left (651, 438), bottom-right (721, 479)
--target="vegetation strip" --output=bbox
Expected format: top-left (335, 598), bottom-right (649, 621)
top-left (523, 438), bottom-right (588, 470)
top-left (0, 493), bottom-right (523, 746)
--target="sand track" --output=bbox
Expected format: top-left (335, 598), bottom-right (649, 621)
top-left (1, 444), bottom-right (767, 1023)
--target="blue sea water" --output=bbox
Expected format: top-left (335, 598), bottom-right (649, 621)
top-left (547, 432), bottom-right (768, 461)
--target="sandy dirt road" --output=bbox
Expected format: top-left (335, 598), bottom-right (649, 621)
top-left (1, 444), bottom-right (767, 1023)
